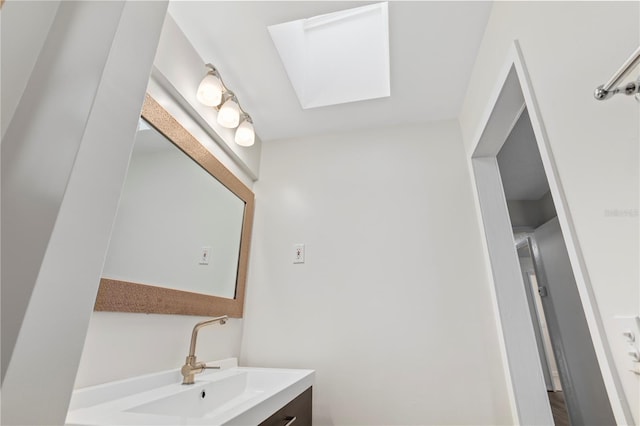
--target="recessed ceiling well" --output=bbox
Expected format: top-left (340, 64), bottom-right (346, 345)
top-left (168, 1), bottom-right (492, 142)
top-left (268, 2), bottom-right (390, 109)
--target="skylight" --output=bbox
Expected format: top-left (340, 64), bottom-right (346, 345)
top-left (268, 2), bottom-right (390, 109)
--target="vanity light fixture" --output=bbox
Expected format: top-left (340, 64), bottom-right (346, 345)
top-left (196, 67), bottom-right (223, 107)
top-left (196, 63), bottom-right (255, 146)
top-left (235, 115), bottom-right (255, 147)
top-left (217, 92), bottom-right (241, 128)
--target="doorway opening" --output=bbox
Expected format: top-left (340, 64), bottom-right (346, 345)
top-left (497, 108), bottom-right (614, 425)
top-left (468, 42), bottom-right (631, 425)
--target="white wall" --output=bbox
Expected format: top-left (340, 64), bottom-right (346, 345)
top-left (240, 121), bottom-right (512, 425)
top-left (1, 1), bottom-right (168, 423)
top-left (459, 2), bottom-right (639, 422)
top-left (0, 0), bottom-right (61, 380)
top-left (507, 193), bottom-right (555, 229)
top-left (0, 0), bottom-right (61, 138)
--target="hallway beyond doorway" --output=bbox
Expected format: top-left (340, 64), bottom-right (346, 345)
top-left (548, 391), bottom-right (570, 426)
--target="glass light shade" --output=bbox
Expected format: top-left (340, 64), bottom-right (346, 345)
top-left (235, 119), bottom-right (255, 147)
top-left (217, 98), bottom-right (241, 128)
top-left (196, 73), bottom-right (223, 107)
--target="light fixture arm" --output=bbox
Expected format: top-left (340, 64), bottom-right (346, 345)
top-left (218, 90), bottom-right (237, 107)
top-left (205, 64), bottom-right (251, 117)
top-left (594, 80), bottom-right (640, 101)
top-left (204, 63), bottom-right (222, 85)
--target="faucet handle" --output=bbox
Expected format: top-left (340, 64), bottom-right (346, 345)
top-left (182, 316), bottom-right (228, 385)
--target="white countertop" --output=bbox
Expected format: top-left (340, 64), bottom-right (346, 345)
top-left (66, 359), bottom-right (314, 426)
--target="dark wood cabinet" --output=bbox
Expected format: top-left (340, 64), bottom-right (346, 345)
top-left (259, 387), bottom-right (312, 426)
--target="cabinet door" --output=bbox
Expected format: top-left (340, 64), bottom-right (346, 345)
top-left (259, 387), bottom-right (312, 426)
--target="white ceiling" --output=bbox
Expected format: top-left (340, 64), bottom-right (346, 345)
top-left (168, 1), bottom-right (493, 143)
top-left (497, 109), bottom-right (550, 201)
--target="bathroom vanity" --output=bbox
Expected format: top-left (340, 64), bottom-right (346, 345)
top-left (66, 359), bottom-right (313, 425)
top-left (66, 94), bottom-right (314, 425)
top-left (259, 387), bottom-right (312, 426)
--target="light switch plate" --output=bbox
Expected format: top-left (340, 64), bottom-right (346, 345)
top-left (199, 246), bottom-right (211, 265)
top-left (293, 243), bottom-right (305, 264)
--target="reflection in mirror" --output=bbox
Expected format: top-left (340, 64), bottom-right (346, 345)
top-left (94, 94), bottom-right (254, 317)
top-left (102, 118), bottom-right (245, 299)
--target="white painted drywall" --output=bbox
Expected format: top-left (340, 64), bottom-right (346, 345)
top-left (497, 110), bottom-right (549, 201)
top-left (0, 0), bottom-right (61, 138)
top-left (459, 2), bottom-right (639, 422)
top-left (240, 121), bottom-right (512, 424)
top-left (1, 1), bottom-right (168, 423)
top-left (507, 192), bottom-right (556, 229)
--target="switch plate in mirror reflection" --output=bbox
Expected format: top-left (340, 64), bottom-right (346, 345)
top-left (94, 94), bottom-right (254, 318)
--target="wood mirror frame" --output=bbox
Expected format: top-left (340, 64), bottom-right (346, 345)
top-left (94, 94), bottom-right (254, 318)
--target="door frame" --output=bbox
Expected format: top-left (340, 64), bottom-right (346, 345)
top-left (467, 40), bottom-right (631, 424)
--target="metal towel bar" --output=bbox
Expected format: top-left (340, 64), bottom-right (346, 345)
top-left (594, 46), bottom-right (640, 101)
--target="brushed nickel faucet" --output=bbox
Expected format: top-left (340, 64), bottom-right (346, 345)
top-left (181, 315), bottom-right (228, 385)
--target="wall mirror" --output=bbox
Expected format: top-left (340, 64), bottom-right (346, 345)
top-left (94, 94), bottom-right (254, 317)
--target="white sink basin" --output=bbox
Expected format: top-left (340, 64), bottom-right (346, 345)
top-left (127, 370), bottom-right (256, 418)
top-left (66, 360), bottom-right (314, 425)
